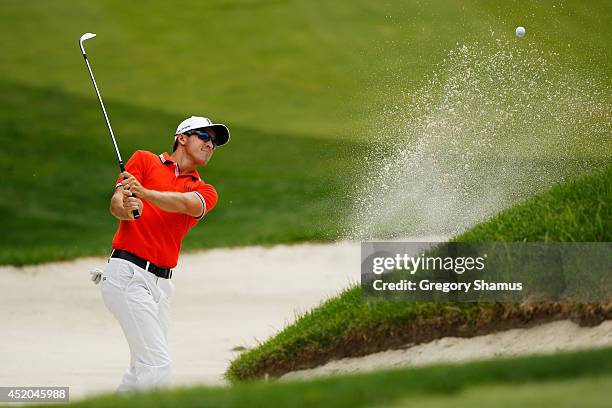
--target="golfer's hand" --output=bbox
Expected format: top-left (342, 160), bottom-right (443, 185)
top-left (122, 188), bottom-right (144, 219)
top-left (89, 268), bottom-right (103, 285)
top-left (120, 171), bottom-right (149, 199)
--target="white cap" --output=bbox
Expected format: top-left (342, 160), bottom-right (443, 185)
top-left (174, 116), bottom-right (230, 147)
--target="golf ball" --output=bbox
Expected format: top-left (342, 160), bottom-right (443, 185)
top-left (515, 26), bottom-right (526, 37)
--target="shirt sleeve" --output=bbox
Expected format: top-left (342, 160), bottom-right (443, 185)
top-left (115, 150), bottom-right (147, 188)
top-left (192, 182), bottom-right (218, 220)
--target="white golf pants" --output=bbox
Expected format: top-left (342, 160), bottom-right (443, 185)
top-left (100, 258), bottom-right (175, 392)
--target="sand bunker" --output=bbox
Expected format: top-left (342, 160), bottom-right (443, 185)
top-left (0, 242), bottom-right (360, 400)
top-left (1, 241), bottom-right (609, 401)
top-left (281, 320), bottom-right (612, 381)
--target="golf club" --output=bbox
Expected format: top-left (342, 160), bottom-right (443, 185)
top-left (79, 32), bottom-right (139, 219)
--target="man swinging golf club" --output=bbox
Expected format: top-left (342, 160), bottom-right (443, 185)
top-left (97, 116), bottom-right (230, 392)
top-left (79, 32), bottom-right (229, 392)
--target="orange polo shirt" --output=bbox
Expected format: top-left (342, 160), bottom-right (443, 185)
top-left (111, 150), bottom-right (218, 268)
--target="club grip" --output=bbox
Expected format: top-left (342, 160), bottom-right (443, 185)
top-left (120, 162), bottom-right (140, 219)
top-left (129, 191), bottom-right (141, 220)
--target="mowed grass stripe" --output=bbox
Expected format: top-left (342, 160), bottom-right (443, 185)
top-left (1, 1), bottom-right (609, 140)
top-left (0, 79), bottom-right (364, 265)
top-left (31, 346), bottom-right (612, 408)
top-left (379, 374), bottom-right (612, 408)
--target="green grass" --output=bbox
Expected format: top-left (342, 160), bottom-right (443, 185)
top-left (3, 1), bottom-right (606, 139)
top-left (454, 164), bottom-right (612, 242)
top-left (382, 375), bottom-right (612, 408)
top-left (1, 1), bottom-right (610, 264)
top-left (226, 165), bottom-right (612, 381)
top-left (24, 346), bottom-right (612, 408)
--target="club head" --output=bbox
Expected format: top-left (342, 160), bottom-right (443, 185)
top-left (79, 32), bottom-right (97, 55)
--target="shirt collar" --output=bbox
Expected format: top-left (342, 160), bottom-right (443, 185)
top-left (159, 152), bottom-right (173, 164)
top-left (159, 152), bottom-right (201, 180)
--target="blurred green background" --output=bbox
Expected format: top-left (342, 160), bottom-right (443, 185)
top-left (1, 0), bottom-right (610, 264)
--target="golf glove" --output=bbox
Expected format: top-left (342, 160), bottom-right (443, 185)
top-left (89, 268), bottom-right (103, 285)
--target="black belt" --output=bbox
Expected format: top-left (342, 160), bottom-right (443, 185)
top-left (110, 249), bottom-right (173, 279)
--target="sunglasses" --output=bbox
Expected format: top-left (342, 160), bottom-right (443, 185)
top-left (188, 130), bottom-right (218, 149)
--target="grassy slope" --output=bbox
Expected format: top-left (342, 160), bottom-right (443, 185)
top-left (226, 165), bottom-right (612, 381)
top-left (454, 163), bottom-right (612, 242)
top-left (28, 347), bottom-right (612, 408)
top-left (1, 1), bottom-right (610, 264)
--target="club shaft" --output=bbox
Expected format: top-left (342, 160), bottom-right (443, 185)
top-left (81, 41), bottom-right (140, 219)
top-left (82, 54), bottom-right (124, 165)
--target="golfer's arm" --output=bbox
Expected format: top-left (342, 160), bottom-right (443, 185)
top-left (110, 187), bottom-right (132, 220)
top-left (143, 190), bottom-right (203, 217)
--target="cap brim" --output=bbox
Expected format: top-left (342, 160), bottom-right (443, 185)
top-left (198, 124), bottom-right (230, 147)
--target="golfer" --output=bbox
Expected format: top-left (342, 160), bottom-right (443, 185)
top-left (97, 116), bottom-right (229, 392)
